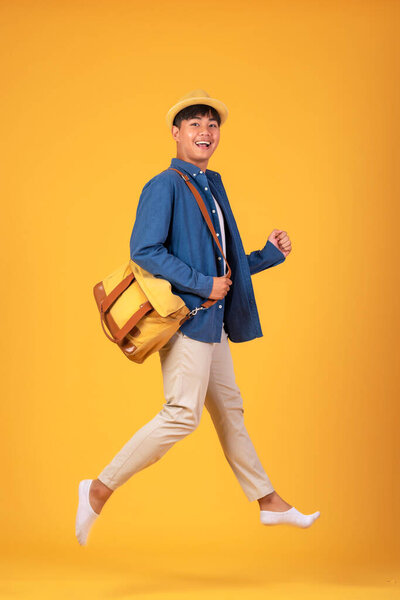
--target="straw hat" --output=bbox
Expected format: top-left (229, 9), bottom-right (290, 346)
top-left (166, 89), bottom-right (228, 130)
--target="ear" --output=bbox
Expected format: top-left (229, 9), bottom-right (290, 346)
top-left (171, 125), bottom-right (180, 142)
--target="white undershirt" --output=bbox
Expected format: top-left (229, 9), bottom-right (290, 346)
top-left (211, 193), bottom-right (227, 275)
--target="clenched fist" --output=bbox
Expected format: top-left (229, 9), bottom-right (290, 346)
top-left (209, 275), bottom-right (232, 300)
top-left (268, 229), bottom-right (292, 258)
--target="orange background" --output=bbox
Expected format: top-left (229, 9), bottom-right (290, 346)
top-left (1, 0), bottom-right (399, 598)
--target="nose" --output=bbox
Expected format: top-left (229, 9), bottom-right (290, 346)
top-left (198, 126), bottom-right (211, 138)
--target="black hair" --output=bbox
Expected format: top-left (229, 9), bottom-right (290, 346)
top-left (173, 104), bottom-right (221, 128)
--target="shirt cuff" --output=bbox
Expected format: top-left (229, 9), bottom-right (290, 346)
top-left (266, 240), bottom-right (285, 261)
top-left (198, 273), bottom-right (215, 299)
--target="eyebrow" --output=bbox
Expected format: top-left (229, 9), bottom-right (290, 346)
top-left (190, 116), bottom-right (218, 122)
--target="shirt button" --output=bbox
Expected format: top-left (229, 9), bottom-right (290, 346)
top-left (216, 233), bottom-right (220, 237)
top-left (199, 170), bottom-right (203, 174)
top-left (193, 173), bottom-right (196, 176)
top-left (204, 187), bottom-right (208, 191)
top-left (218, 256), bottom-right (221, 261)
top-left (219, 304), bottom-right (222, 309)
top-left (212, 209), bottom-right (216, 213)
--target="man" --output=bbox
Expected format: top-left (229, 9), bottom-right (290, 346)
top-left (76, 89), bottom-right (320, 545)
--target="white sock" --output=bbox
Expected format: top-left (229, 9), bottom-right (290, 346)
top-left (75, 479), bottom-right (100, 545)
top-left (260, 506), bottom-right (320, 528)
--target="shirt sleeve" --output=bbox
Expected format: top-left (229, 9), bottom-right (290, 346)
top-left (246, 240), bottom-right (286, 275)
top-left (130, 175), bottom-right (215, 298)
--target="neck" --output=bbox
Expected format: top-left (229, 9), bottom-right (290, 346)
top-left (175, 152), bottom-right (208, 172)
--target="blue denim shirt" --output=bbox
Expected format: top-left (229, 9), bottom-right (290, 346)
top-left (130, 157), bottom-right (286, 343)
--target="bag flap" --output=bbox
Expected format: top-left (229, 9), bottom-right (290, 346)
top-left (129, 259), bottom-right (186, 317)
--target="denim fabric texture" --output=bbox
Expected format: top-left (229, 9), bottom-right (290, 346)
top-left (130, 157), bottom-right (285, 343)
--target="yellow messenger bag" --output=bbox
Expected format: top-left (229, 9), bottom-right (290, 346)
top-left (93, 167), bottom-right (232, 364)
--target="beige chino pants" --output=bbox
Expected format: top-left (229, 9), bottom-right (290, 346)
top-left (97, 325), bottom-right (275, 502)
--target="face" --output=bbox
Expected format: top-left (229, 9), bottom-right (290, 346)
top-left (172, 111), bottom-right (220, 170)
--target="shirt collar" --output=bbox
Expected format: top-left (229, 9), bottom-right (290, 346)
top-left (169, 157), bottom-right (220, 179)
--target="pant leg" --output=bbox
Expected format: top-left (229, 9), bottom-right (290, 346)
top-left (204, 327), bottom-right (275, 502)
top-left (97, 330), bottom-right (214, 491)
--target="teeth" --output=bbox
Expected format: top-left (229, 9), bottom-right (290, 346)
top-left (196, 141), bottom-right (210, 146)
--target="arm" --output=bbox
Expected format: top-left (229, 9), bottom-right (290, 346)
top-left (246, 240), bottom-right (286, 275)
top-left (130, 175), bottom-right (214, 298)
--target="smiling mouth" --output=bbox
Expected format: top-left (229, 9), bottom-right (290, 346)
top-left (194, 141), bottom-right (211, 149)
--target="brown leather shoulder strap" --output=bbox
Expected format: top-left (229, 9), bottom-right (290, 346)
top-left (167, 168), bottom-right (232, 281)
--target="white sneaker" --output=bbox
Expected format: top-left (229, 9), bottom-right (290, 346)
top-left (260, 506), bottom-right (321, 528)
top-left (75, 479), bottom-right (99, 545)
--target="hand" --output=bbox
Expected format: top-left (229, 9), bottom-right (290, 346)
top-left (209, 275), bottom-right (232, 300)
top-left (268, 229), bottom-right (292, 258)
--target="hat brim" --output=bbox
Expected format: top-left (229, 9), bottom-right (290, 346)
top-left (166, 97), bottom-right (228, 129)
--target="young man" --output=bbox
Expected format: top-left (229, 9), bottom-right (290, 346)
top-left (76, 89), bottom-right (320, 545)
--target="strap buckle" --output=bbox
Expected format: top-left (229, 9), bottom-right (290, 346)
top-left (187, 306), bottom-right (207, 318)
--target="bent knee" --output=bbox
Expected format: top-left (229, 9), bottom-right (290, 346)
top-left (161, 404), bottom-right (201, 434)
